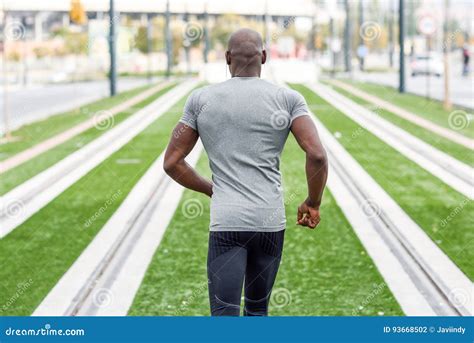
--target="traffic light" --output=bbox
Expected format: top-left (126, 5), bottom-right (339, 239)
top-left (70, 0), bottom-right (87, 25)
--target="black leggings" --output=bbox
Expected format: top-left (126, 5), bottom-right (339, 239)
top-left (207, 230), bottom-right (285, 316)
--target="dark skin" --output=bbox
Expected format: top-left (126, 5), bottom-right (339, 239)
top-left (164, 28), bottom-right (328, 229)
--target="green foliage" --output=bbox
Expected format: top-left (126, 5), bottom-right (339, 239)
top-left (52, 27), bottom-right (88, 55)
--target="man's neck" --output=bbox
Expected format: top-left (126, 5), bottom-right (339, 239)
top-left (231, 67), bottom-right (261, 78)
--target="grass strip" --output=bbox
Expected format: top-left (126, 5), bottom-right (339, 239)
top-left (340, 79), bottom-right (473, 139)
top-left (0, 91), bottom-right (188, 316)
top-left (129, 136), bottom-right (403, 316)
top-left (0, 83), bottom-right (155, 161)
top-left (0, 83), bottom-right (177, 195)
top-left (292, 84), bottom-right (473, 280)
top-left (324, 81), bottom-right (473, 167)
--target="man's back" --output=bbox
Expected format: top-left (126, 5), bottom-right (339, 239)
top-left (164, 28), bottom-right (327, 316)
top-left (180, 77), bottom-right (309, 232)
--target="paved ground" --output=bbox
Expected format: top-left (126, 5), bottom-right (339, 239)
top-left (353, 70), bottom-right (474, 110)
top-left (0, 78), bottom-right (156, 133)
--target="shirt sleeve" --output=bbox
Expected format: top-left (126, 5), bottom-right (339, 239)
top-left (179, 89), bottom-right (199, 131)
top-left (288, 90), bottom-right (310, 124)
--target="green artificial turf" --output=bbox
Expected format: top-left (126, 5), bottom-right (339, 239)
top-left (324, 81), bottom-right (473, 167)
top-left (129, 136), bottom-right (403, 316)
top-left (0, 83), bottom-right (155, 161)
top-left (0, 83), bottom-right (177, 195)
top-left (291, 84), bottom-right (473, 280)
top-left (0, 92), bottom-right (188, 316)
top-left (341, 79), bottom-right (474, 139)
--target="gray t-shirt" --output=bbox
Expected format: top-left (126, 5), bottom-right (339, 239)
top-left (180, 77), bottom-right (309, 232)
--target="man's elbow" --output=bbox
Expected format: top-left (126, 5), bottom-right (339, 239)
top-left (163, 159), bottom-right (178, 175)
top-left (307, 149), bottom-right (328, 166)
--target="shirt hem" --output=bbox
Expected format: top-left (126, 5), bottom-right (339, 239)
top-left (210, 225), bottom-right (286, 232)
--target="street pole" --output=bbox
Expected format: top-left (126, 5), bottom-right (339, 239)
top-left (165, 0), bottom-right (172, 79)
top-left (22, 17), bottom-right (28, 87)
top-left (146, 13), bottom-right (153, 82)
top-left (183, 10), bottom-right (190, 75)
top-left (264, 0), bottom-right (271, 61)
top-left (388, 0), bottom-right (394, 68)
top-left (443, 0), bottom-right (451, 110)
top-left (203, 3), bottom-right (209, 64)
top-left (329, 16), bottom-right (335, 77)
top-left (109, 0), bottom-right (117, 96)
top-left (343, 0), bottom-right (351, 73)
top-left (358, 0), bottom-right (364, 71)
top-left (398, 0), bottom-right (405, 93)
top-left (2, 9), bottom-right (11, 140)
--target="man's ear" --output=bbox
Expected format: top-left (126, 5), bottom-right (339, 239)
top-left (225, 51), bottom-right (231, 65)
top-left (262, 50), bottom-right (267, 65)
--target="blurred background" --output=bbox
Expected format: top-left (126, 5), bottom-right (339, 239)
top-left (0, 0), bottom-right (472, 134)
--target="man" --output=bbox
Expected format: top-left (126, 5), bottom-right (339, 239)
top-left (164, 28), bottom-right (328, 316)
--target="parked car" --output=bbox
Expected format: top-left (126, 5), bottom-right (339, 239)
top-left (410, 54), bottom-right (443, 77)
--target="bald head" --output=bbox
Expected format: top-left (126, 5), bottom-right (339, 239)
top-left (226, 28), bottom-right (266, 77)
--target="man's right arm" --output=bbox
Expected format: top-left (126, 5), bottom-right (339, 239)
top-left (290, 115), bottom-right (328, 229)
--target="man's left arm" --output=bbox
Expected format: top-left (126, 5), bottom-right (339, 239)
top-left (163, 123), bottom-right (213, 197)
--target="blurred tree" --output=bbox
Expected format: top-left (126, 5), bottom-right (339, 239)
top-left (7, 51), bottom-right (21, 62)
top-left (52, 28), bottom-right (88, 55)
top-left (211, 14), bottom-right (262, 50)
top-left (33, 46), bottom-right (50, 59)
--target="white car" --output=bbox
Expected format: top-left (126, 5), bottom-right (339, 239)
top-left (410, 54), bottom-right (443, 77)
